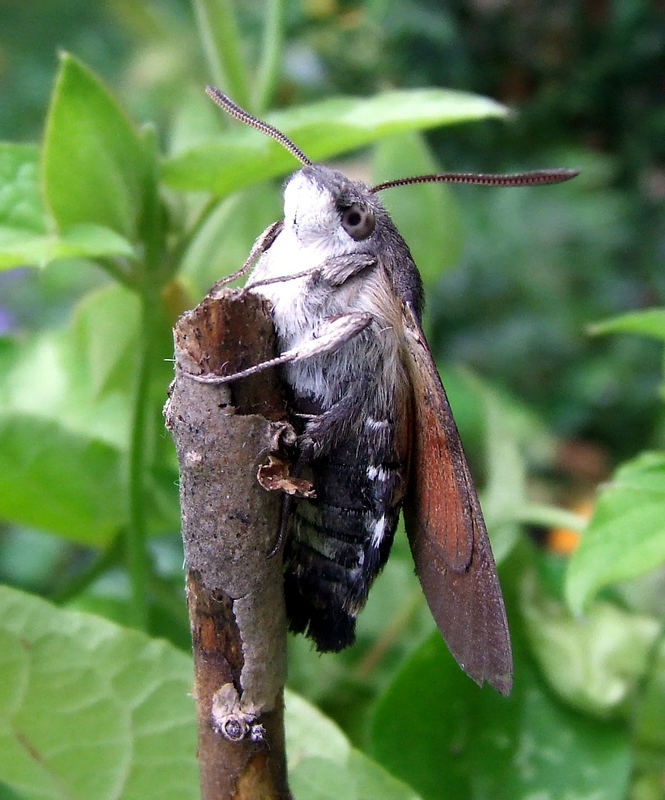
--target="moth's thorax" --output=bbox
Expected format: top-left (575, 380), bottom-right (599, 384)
top-left (247, 165), bottom-right (407, 413)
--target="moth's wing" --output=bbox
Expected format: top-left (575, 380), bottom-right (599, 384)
top-left (402, 302), bottom-right (512, 695)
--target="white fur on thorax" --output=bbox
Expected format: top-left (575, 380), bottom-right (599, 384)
top-left (248, 171), bottom-right (405, 413)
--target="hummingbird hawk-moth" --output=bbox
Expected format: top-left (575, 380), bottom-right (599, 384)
top-left (203, 86), bottom-right (577, 695)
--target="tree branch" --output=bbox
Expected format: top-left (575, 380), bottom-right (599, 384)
top-left (164, 289), bottom-right (292, 800)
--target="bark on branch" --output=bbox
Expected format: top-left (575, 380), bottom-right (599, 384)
top-left (164, 289), bottom-right (293, 800)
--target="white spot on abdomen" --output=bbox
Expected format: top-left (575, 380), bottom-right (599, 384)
top-left (367, 465), bottom-right (390, 482)
top-left (370, 516), bottom-right (387, 548)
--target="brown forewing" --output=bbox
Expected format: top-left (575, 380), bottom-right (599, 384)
top-left (401, 303), bottom-right (512, 695)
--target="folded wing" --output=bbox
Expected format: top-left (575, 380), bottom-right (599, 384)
top-left (402, 302), bottom-right (512, 695)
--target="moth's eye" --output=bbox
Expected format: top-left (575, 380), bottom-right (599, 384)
top-left (341, 204), bottom-right (375, 240)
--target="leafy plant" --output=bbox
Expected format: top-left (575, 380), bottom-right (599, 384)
top-left (1, 2), bottom-right (664, 798)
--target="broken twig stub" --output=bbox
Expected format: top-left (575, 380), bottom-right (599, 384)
top-left (164, 289), bottom-right (293, 800)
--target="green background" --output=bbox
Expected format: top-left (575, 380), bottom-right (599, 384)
top-left (1, 2), bottom-right (664, 798)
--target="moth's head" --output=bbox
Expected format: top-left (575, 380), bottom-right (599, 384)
top-left (283, 165), bottom-right (380, 249)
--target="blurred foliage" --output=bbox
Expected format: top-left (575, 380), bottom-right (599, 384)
top-left (1, 1), bottom-right (665, 798)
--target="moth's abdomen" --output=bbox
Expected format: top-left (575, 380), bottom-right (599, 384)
top-left (284, 434), bottom-right (407, 651)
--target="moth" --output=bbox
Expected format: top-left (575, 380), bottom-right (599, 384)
top-left (204, 86), bottom-right (577, 695)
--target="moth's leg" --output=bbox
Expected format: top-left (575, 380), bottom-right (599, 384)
top-left (267, 491), bottom-right (294, 558)
top-left (208, 219), bottom-right (283, 294)
top-left (313, 252), bottom-right (376, 286)
top-left (185, 312), bottom-right (372, 385)
top-left (245, 266), bottom-right (319, 292)
top-left (245, 252), bottom-right (376, 293)
top-left (297, 393), bottom-right (363, 459)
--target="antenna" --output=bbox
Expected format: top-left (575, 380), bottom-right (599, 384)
top-left (372, 168), bottom-right (579, 193)
top-left (205, 86), bottom-right (312, 166)
top-left (205, 87), bottom-right (578, 191)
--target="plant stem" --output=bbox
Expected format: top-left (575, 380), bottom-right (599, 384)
top-left (194, 0), bottom-right (250, 109)
top-left (254, 0), bottom-right (285, 113)
top-left (98, 257), bottom-right (136, 289)
top-left (126, 286), bottom-right (157, 630)
top-left (166, 194), bottom-right (221, 277)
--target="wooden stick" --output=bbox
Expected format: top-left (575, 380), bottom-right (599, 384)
top-left (164, 289), bottom-right (292, 800)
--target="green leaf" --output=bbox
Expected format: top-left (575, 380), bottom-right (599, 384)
top-left (566, 452), bottom-right (665, 613)
top-left (0, 307), bottom-right (131, 541)
top-left (0, 586), bottom-right (421, 800)
top-left (470, 374), bottom-right (528, 563)
top-left (0, 780), bottom-right (27, 799)
top-left (0, 285), bottom-right (140, 450)
top-left (0, 584), bottom-right (198, 800)
top-left (521, 572), bottom-right (659, 716)
top-left (0, 285), bottom-right (178, 542)
top-left (166, 87), bottom-right (225, 155)
top-left (634, 638), bottom-right (665, 750)
top-left (0, 143), bottom-right (46, 233)
top-left (67, 284), bottom-right (142, 399)
top-left (372, 131), bottom-right (462, 285)
top-left (0, 142), bottom-right (134, 270)
top-left (0, 224), bottom-right (134, 270)
top-left (193, 0), bottom-right (250, 109)
top-left (43, 53), bottom-right (150, 240)
top-left (590, 308), bottom-right (665, 341)
top-left (162, 88), bottom-right (507, 195)
top-left (286, 692), bottom-right (422, 800)
top-left (0, 414), bottom-right (126, 543)
top-left (371, 632), bottom-right (631, 800)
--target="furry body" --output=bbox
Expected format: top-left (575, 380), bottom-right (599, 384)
top-left (249, 165), bottom-right (423, 649)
